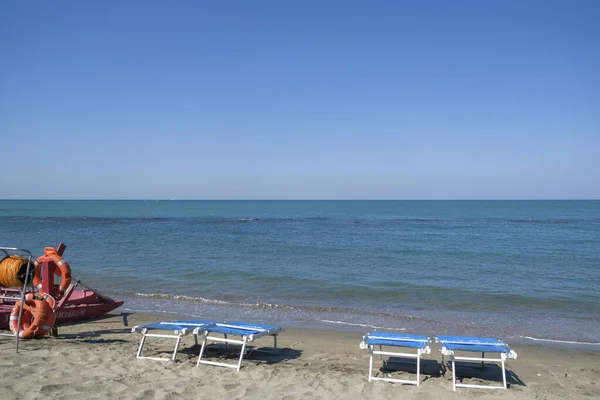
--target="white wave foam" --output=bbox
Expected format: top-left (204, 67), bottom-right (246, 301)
top-left (122, 307), bottom-right (183, 315)
top-left (135, 292), bottom-right (231, 305)
top-left (319, 319), bottom-right (405, 331)
top-left (519, 336), bottom-right (600, 346)
top-left (133, 292), bottom-right (293, 310)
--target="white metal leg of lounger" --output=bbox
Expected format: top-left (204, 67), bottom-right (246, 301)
top-left (368, 345), bottom-right (424, 386)
top-left (197, 334), bottom-right (248, 371)
top-left (136, 328), bottom-right (186, 362)
top-left (447, 352), bottom-right (508, 391)
top-left (196, 332), bottom-right (280, 372)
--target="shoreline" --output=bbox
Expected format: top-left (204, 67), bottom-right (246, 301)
top-left (117, 296), bottom-right (600, 351)
top-left (2, 312), bottom-right (599, 399)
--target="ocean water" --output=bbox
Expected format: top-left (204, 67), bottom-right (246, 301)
top-left (1, 200), bottom-right (599, 348)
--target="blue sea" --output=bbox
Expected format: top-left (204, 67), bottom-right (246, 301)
top-left (1, 200), bottom-right (599, 348)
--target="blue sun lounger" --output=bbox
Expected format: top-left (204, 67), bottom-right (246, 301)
top-left (196, 322), bottom-right (284, 371)
top-left (435, 336), bottom-right (518, 391)
top-left (359, 332), bottom-right (432, 386)
top-left (132, 320), bottom-right (215, 361)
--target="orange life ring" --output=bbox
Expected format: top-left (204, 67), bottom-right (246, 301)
top-left (8, 296), bottom-right (30, 333)
top-left (22, 292), bottom-right (56, 337)
top-left (32, 262), bottom-right (42, 290)
top-left (9, 295), bottom-right (51, 339)
top-left (34, 247), bottom-right (72, 293)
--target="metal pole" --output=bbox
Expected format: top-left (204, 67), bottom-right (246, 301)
top-left (16, 250), bottom-right (34, 354)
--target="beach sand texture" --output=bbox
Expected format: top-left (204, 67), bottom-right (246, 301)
top-left (2, 313), bottom-right (599, 400)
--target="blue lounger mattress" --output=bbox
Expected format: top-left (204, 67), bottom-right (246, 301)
top-left (132, 320), bottom-right (216, 333)
top-left (200, 322), bottom-right (283, 338)
top-left (361, 332), bottom-right (431, 349)
top-left (436, 336), bottom-right (516, 355)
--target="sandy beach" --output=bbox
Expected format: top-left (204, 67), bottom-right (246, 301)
top-left (2, 312), bottom-right (599, 400)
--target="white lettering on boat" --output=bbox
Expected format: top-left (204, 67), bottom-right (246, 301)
top-left (56, 309), bottom-right (87, 319)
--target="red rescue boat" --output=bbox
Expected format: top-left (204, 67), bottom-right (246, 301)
top-left (0, 243), bottom-right (124, 331)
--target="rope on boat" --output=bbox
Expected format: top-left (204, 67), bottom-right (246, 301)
top-left (74, 279), bottom-right (116, 303)
top-left (0, 255), bottom-right (35, 288)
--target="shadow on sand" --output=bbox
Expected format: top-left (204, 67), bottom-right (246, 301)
top-left (375, 357), bottom-right (442, 383)
top-left (373, 356), bottom-right (526, 388)
top-left (146, 343), bottom-right (303, 368)
top-left (442, 360), bottom-right (526, 388)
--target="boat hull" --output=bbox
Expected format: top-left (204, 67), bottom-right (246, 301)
top-left (53, 301), bottom-right (125, 325)
top-left (0, 289), bottom-right (124, 330)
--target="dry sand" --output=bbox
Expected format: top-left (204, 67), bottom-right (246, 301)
top-left (1, 312), bottom-right (599, 399)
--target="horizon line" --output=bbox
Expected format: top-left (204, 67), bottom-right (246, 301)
top-left (1, 198), bottom-right (598, 202)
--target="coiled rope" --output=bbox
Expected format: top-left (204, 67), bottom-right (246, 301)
top-left (0, 255), bottom-right (35, 288)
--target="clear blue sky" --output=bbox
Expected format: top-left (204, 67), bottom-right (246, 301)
top-left (1, 1), bottom-right (598, 199)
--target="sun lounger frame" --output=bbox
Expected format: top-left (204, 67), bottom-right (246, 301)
top-left (435, 336), bottom-right (518, 391)
top-left (132, 321), bottom-right (213, 361)
top-left (360, 333), bottom-right (432, 386)
top-left (196, 323), bottom-right (284, 372)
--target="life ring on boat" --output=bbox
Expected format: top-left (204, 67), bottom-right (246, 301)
top-left (34, 247), bottom-right (72, 293)
top-left (9, 294), bottom-right (52, 339)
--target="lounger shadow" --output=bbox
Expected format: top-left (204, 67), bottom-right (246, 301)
top-left (190, 344), bottom-right (302, 368)
top-left (441, 360), bottom-right (525, 388)
top-left (380, 357), bottom-right (441, 381)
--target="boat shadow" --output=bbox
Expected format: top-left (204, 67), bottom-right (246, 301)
top-left (49, 312), bottom-right (132, 343)
top-left (52, 327), bottom-right (130, 344)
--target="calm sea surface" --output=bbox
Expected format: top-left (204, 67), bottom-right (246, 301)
top-left (1, 200), bottom-right (599, 348)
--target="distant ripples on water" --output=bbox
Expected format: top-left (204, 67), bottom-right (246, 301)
top-left (1, 200), bottom-right (599, 347)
